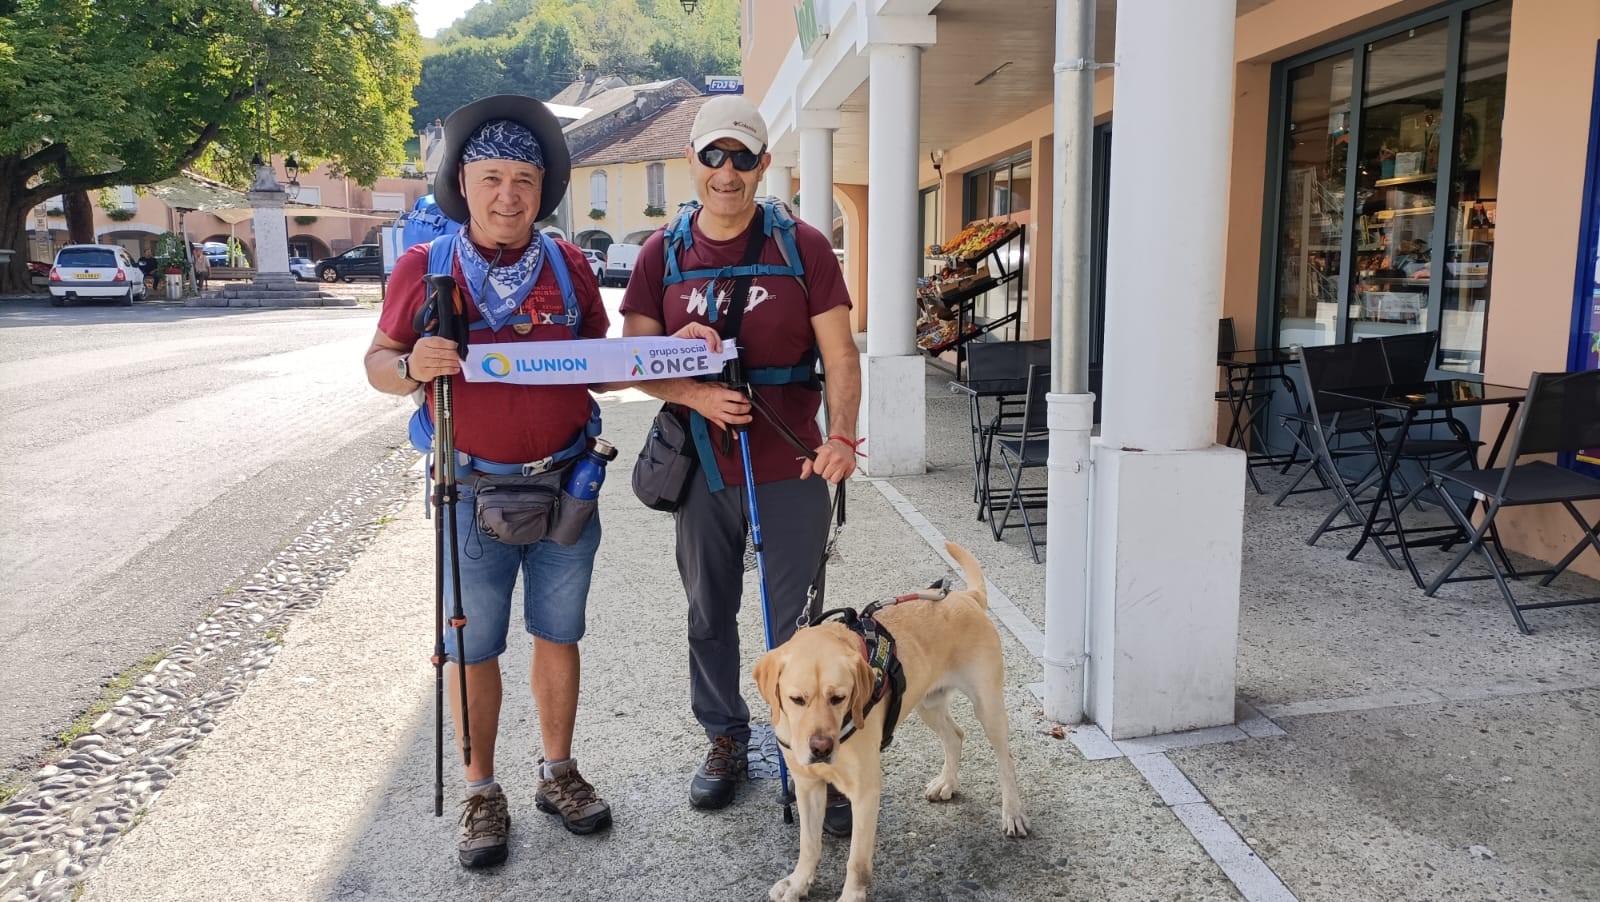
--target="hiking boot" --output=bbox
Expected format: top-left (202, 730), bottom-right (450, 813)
top-left (535, 758), bottom-right (613, 835)
top-left (457, 782), bottom-right (510, 869)
top-left (689, 735), bottom-right (748, 810)
top-left (824, 785), bottom-right (853, 837)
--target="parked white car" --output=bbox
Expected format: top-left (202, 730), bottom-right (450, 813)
top-left (48, 244), bottom-right (147, 307)
top-left (289, 257), bottom-right (318, 281)
top-left (602, 243), bottom-right (642, 287)
top-left (582, 248), bottom-right (604, 282)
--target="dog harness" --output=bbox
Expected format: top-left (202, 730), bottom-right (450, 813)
top-left (794, 581), bottom-right (948, 752)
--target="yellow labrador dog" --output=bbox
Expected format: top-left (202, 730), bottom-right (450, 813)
top-left (754, 542), bottom-right (1028, 902)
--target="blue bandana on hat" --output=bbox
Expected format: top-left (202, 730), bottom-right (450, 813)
top-left (460, 119), bottom-right (545, 169)
top-left (455, 118), bottom-right (546, 330)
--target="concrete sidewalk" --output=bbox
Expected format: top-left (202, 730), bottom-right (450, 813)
top-left (10, 367), bottom-right (1600, 901)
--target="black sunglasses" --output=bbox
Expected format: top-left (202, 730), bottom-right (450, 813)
top-left (697, 145), bottom-right (765, 172)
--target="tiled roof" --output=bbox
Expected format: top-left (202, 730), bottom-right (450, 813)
top-left (571, 94), bottom-right (717, 167)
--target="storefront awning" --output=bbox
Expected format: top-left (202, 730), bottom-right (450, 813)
top-left (145, 171), bottom-right (250, 213)
top-left (283, 204), bottom-right (393, 221)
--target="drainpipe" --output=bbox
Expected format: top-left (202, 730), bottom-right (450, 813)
top-left (1043, 0), bottom-right (1098, 726)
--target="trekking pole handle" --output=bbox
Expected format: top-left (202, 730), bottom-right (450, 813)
top-left (423, 274), bottom-right (468, 357)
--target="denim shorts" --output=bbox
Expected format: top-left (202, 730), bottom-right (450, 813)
top-left (441, 486), bottom-right (601, 664)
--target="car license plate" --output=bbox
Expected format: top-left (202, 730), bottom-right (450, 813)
top-left (77, 271), bottom-right (100, 279)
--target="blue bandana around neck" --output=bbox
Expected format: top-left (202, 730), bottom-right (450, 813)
top-left (455, 232), bottom-right (544, 332)
top-left (461, 119), bottom-right (545, 169)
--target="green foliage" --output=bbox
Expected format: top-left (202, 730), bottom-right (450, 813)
top-left (0, 0), bottom-right (422, 289)
top-left (589, 207), bottom-right (606, 220)
top-left (643, 204), bottom-right (665, 217)
top-left (153, 232), bottom-right (191, 274)
top-left (293, 214), bottom-right (319, 224)
top-left (412, 0), bottom-right (741, 132)
top-left (106, 208), bottom-right (137, 222)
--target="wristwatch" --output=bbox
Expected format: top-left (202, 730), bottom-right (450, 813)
top-left (396, 353), bottom-right (421, 386)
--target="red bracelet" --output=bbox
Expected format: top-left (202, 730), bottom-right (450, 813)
top-left (828, 434), bottom-right (867, 457)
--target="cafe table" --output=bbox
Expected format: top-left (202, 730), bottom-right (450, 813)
top-left (1318, 379), bottom-right (1527, 589)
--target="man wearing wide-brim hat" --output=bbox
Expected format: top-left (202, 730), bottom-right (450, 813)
top-left (362, 94), bottom-right (612, 869)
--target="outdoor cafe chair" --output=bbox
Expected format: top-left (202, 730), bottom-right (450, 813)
top-left (1368, 330), bottom-right (1440, 384)
top-left (961, 338), bottom-right (1052, 514)
top-left (1424, 369), bottom-right (1600, 634)
top-left (1274, 339), bottom-right (1393, 508)
top-left (1289, 343), bottom-right (1479, 555)
top-left (1216, 316), bottom-right (1287, 492)
top-left (989, 364), bottom-right (1052, 562)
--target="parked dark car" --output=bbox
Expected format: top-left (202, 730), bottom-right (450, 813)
top-left (315, 244), bottom-right (383, 282)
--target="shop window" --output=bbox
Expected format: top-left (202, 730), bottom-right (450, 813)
top-left (647, 163), bottom-right (665, 209)
top-left (1266, 0), bottom-right (1511, 375)
top-left (590, 171), bottom-right (608, 212)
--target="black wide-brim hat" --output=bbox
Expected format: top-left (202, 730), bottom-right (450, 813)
top-left (434, 94), bottom-right (571, 223)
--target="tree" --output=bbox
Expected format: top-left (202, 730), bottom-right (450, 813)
top-left (0, 0), bottom-right (421, 292)
top-left (411, 40), bottom-right (509, 134)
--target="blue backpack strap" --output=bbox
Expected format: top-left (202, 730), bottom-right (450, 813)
top-left (662, 201), bottom-right (701, 288)
top-left (427, 231), bottom-right (456, 278)
top-left (687, 410), bottom-right (725, 493)
top-left (538, 231), bottom-right (582, 337)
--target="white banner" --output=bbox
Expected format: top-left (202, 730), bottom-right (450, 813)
top-left (462, 336), bottom-right (739, 385)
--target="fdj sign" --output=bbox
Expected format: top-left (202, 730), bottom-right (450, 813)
top-left (705, 76), bottom-right (743, 95)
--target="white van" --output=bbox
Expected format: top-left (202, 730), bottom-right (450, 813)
top-left (602, 243), bottom-right (642, 287)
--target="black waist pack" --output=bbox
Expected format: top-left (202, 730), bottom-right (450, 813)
top-left (471, 471), bottom-right (562, 544)
top-left (631, 405), bottom-right (698, 512)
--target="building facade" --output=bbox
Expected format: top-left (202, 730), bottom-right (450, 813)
top-left (748, 0), bottom-right (1600, 579)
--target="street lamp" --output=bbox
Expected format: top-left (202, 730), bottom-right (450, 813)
top-left (283, 153), bottom-right (301, 202)
top-left (679, 0), bottom-right (697, 12)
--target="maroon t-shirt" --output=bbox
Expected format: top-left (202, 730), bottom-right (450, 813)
top-left (378, 237), bottom-right (609, 465)
top-left (620, 209), bottom-right (851, 485)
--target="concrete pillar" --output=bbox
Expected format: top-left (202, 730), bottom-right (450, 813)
top-left (1087, 0), bottom-right (1245, 739)
top-left (798, 116), bottom-right (839, 242)
top-left (765, 160), bottom-right (795, 205)
top-left (862, 41), bottom-right (926, 476)
top-left (247, 164), bottom-right (291, 280)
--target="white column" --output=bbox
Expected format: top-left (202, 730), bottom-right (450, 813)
top-left (765, 160), bottom-right (794, 204)
top-left (861, 42), bottom-right (926, 476)
top-left (798, 120), bottom-right (837, 240)
top-left (1087, 0), bottom-right (1245, 739)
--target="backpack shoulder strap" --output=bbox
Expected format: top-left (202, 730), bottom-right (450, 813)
top-left (662, 200), bottom-right (702, 287)
top-left (426, 231), bottom-right (456, 278)
top-left (759, 199), bottom-right (807, 295)
top-left (538, 232), bottom-right (581, 338)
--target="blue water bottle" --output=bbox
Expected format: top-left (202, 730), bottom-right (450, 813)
top-left (564, 438), bottom-right (617, 501)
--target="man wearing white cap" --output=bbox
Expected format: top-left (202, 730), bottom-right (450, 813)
top-left (620, 95), bottom-right (861, 830)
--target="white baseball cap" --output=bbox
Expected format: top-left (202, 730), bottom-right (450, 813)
top-left (690, 95), bottom-right (769, 153)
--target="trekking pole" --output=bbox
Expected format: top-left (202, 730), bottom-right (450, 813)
top-left (726, 360), bottom-right (795, 824)
top-left (424, 272), bottom-right (472, 816)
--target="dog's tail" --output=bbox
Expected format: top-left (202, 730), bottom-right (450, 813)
top-left (945, 542), bottom-right (988, 610)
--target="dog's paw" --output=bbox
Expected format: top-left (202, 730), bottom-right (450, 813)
top-left (835, 887), bottom-right (869, 902)
top-left (924, 774), bottom-right (958, 802)
top-left (1001, 806), bottom-right (1031, 838)
top-left (770, 874), bottom-right (813, 902)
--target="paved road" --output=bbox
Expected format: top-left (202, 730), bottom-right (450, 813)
top-left (0, 295), bottom-right (413, 772)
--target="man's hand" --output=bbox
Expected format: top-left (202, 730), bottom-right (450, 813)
top-left (672, 321), bottom-right (724, 352)
top-left (802, 437), bottom-right (858, 484)
top-left (406, 335), bottom-right (463, 382)
top-left (689, 381), bottom-right (752, 430)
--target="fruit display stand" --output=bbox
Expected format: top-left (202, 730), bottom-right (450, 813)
top-left (914, 221), bottom-right (1025, 367)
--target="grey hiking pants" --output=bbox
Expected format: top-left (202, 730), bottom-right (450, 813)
top-left (674, 472), bottom-right (831, 744)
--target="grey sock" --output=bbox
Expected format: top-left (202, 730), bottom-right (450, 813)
top-left (541, 758), bottom-right (573, 780)
top-left (466, 775), bottom-right (496, 796)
